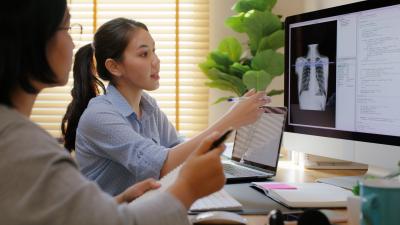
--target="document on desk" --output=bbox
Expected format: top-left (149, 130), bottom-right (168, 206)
top-left (133, 164), bottom-right (243, 211)
top-left (251, 182), bottom-right (353, 208)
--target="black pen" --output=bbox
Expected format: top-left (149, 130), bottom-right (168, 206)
top-left (208, 129), bottom-right (233, 151)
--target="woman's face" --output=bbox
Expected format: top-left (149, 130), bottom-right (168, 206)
top-left (45, 10), bottom-right (75, 86)
top-left (116, 28), bottom-right (160, 91)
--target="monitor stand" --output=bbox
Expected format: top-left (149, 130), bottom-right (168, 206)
top-left (316, 176), bottom-right (362, 190)
top-left (296, 153), bottom-right (367, 170)
top-left (288, 152), bottom-right (367, 190)
top-left (316, 165), bottom-right (394, 190)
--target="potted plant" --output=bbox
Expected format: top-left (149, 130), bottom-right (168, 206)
top-left (199, 0), bottom-right (284, 103)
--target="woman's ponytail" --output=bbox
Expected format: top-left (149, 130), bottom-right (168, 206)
top-left (61, 44), bottom-right (105, 152)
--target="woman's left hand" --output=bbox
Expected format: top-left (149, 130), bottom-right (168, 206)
top-left (115, 178), bottom-right (161, 204)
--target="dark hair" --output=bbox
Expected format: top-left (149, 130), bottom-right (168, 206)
top-left (61, 18), bottom-right (148, 152)
top-left (0, 0), bottom-right (67, 107)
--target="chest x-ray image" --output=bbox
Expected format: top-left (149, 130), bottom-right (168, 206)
top-left (295, 44), bottom-right (329, 111)
top-left (289, 20), bottom-right (337, 128)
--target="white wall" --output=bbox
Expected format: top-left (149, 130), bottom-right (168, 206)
top-left (208, 0), bottom-right (362, 125)
top-left (310, 0), bottom-right (362, 10)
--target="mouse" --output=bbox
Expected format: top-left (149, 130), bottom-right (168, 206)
top-left (192, 211), bottom-right (247, 224)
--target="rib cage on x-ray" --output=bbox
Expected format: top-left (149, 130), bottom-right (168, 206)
top-left (295, 44), bottom-right (330, 111)
top-left (233, 112), bottom-right (285, 167)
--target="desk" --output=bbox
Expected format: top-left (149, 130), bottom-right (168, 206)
top-left (191, 160), bottom-right (366, 225)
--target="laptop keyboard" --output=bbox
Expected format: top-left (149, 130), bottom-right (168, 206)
top-left (223, 163), bottom-right (267, 177)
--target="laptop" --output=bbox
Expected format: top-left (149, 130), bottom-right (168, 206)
top-left (223, 106), bottom-right (287, 183)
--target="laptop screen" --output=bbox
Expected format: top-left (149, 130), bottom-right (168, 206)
top-left (232, 106), bottom-right (287, 172)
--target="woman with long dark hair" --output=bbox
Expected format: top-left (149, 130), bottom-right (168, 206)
top-left (61, 17), bottom-right (269, 195)
top-left (0, 1), bottom-right (226, 224)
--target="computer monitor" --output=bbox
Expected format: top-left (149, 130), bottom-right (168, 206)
top-left (283, 0), bottom-right (400, 176)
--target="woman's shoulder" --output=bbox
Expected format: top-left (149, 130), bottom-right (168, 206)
top-left (78, 95), bottom-right (125, 131)
top-left (82, 95), bottom-right (120, 119)
top-left (0, 105), bottom-right (49, 140)
top-left (86, 94), bottom-right (114, 111)
top-left (0, 105), bottom-right (73, 166)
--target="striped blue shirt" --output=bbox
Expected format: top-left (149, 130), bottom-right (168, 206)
top-left (75, 85), bottom-right (183, 195)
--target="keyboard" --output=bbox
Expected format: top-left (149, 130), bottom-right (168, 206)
top-left (134, 164), bottom-right (242, 212)
top-left (190, 189), bottom-right (242, 211)
top-left (223, 163), bottom-right (267, 177)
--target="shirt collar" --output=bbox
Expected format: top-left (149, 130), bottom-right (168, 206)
top-left (105, 84), bottom-right (156, 118)
top-left (140, 92), bottom-right (156, 116)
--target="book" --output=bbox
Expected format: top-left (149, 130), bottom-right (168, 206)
top-left (251, 182), bottom-right (353, 208)
top-left (133, 164), bottom-right (242, 211)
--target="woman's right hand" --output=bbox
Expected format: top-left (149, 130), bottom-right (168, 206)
top-left (167, 132), bottom-right (226, 209)
top-left (221, 89), bottom-right (270, 129)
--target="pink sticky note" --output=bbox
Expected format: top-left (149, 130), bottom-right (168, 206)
top-left (259, 182), bottom-right (297, 190)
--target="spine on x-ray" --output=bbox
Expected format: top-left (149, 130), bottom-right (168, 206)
top-left (295, 44), bottom-right (329, 111)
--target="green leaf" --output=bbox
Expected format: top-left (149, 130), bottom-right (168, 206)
top-left (229, 62), bottom-right (251, 78)
top-left (352, 182), bottom-right (360, 196)
top-left (232, 0), bottom-right (277, 13)
top-left (251, 50), bottom-right (284, 76)
top-left (242, 70), bottom-right (272, 91)
top-left (266, 89), bottom-right (284, 96)
top-left (205, 80), bottom-right (241, 96)
top-left (198, 57), bottom-right (229, 80)
top-left (210, 51), bottom-right (233, 68)
top-left (225, 13), bottom-right (246, 33)
top-left (265, 0), bottom-right (277, 11)
top-left (208, 68), bottom-right (247, 95)
top-left (257, 29), bottom-right (284, 52)
top-left (243, 10), bottom-right (282, 53)
top-left (212, 96), bottom-right (235, 105)
top-left (218, 37), bottom-right (242, 62)
top-left (198, 55), bottom-right (216, 74)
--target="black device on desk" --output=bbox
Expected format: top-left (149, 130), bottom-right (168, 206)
top-left (268, 209), bottom-right (331, 225)
top-left (222, 106), bottom-right (287, 184)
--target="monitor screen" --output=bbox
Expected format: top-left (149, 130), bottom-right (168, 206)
top-left (285, 0), bottom-right (400, 146)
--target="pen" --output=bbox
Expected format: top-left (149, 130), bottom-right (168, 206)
top-left (226, 96), bottom-right (271, 102)
top-left (226, 97), bottom-right (249, 102)
top-left (208, 129), bottom-right (233, 151)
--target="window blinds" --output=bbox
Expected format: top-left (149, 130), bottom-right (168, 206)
top-left (31, 0), bottom-right (209, 138)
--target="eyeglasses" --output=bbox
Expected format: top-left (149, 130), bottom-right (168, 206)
top-left (58, 23), bottom-right (83, 38)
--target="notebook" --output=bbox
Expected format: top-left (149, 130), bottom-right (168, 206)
top-left (133, 164), bottom-right (243, 211)
top-left (223, 106), bottom-right (287, 183)
top-left (251, 182), bottom-right (353, 208)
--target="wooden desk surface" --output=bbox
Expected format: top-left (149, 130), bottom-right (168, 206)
top-left (190, 161), bottom-right (366, 225)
